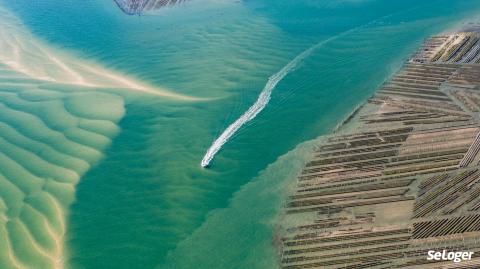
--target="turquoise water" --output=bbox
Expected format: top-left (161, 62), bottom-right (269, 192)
top-left (2, 0), bottom-right (480, 268)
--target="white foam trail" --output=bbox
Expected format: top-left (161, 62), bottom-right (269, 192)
top-left (201, 21), bottom-right (379, 167)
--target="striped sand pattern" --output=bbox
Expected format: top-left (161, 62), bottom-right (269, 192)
top-left (0, 6), bottom-right (133, 269)
top-left (0, 64), bottom-right (126, 268)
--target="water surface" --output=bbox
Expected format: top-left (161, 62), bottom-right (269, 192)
top-left (2, 0), bottom-right (480, 268)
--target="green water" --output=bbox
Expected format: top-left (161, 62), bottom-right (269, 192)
top-left (1, 0), bottom-right (480, 268)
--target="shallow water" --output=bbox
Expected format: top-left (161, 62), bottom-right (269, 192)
top-left (1, 0), bottom-right (480, 268)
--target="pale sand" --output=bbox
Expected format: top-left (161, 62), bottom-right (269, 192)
top-left (0, 6), bottom-right (204, 101)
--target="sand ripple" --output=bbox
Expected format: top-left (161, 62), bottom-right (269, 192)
top-left (0, 63), bottom-right (126, 268)
top-left (0, 9), bottom-right (132, 266)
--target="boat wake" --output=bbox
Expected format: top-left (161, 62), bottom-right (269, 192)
top-left (201, 21), bottom-right (380, 168)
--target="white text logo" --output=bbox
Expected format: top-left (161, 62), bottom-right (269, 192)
top-left (427, 250), bottom-right (473, 263)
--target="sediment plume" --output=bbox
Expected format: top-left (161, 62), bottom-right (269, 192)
top-left (280, 29), bottom-right (480, 269)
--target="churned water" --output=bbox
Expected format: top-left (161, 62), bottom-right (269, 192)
top-left (1, 0), bottom-right (480, 268)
